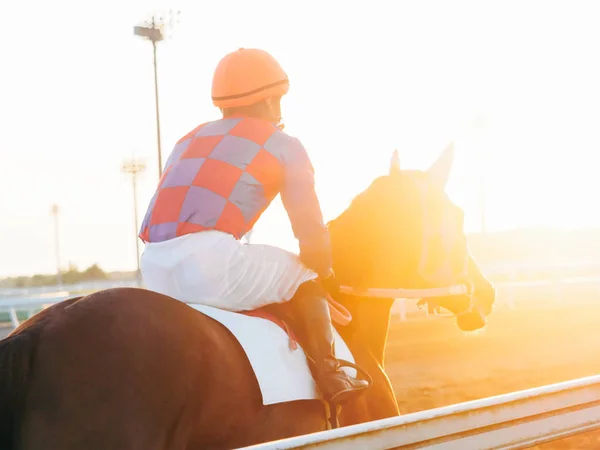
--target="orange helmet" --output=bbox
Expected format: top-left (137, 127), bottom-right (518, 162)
top-left (211, 48), bottom-right (289, 109)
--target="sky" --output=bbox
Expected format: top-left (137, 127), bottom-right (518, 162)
top-left (1, 0), bottom-right (600, 277)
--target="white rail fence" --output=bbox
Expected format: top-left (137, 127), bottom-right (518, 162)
top-left (393, 274), bottom-right (600, 320)
top-left (0, 279), bottom-right (138, 328)
top-left (238, 374), bottom-right (600, 449)
top-left (393, 258), bottom-right (600, 320)
top-left (0, 291), bottom-right (71, 329)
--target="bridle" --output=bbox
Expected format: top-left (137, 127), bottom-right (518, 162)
top-left (416, 279), bottom-right (478, 319)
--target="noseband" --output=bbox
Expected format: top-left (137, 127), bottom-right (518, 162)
top-left (415, 279), bottom-right (477, 318)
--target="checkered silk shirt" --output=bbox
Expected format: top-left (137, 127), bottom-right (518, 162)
top-left (138, 115), bottom-right (332, 277)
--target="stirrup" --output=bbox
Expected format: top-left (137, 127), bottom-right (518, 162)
top-left (324, 359), bottom-right (373, 405)
top-left (335, 359), bottom-right (374, 388)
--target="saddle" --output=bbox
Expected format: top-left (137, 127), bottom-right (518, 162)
top-left (242, 294), bottom-right (352, 351)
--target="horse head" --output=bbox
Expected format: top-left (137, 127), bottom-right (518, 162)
top-left (328, 142), bottom-right (495, 344)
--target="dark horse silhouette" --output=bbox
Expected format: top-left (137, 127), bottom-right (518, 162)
top-left (0, 145), bottom-right (495, 450)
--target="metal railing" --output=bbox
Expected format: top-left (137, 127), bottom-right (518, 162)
top-left (237, 374), bottom-right (600, 449)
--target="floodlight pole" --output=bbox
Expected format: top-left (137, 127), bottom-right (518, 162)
top-left (121, 158), bottom-right (146, 285)
top-left (134, 17), bottom-right (166, 180)
top-left (151, 37), bottom-right (163, 180)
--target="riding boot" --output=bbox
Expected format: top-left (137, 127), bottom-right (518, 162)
top-left (287, 281), bottom-right (370, 405)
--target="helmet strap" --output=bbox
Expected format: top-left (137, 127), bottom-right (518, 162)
top-left (265, 96), bottom-right (284, 130)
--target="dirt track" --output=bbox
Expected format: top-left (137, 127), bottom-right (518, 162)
top-left (3, 283), bottom-right (600, 448)
top-left (384, 286), bottom-right (600, 449)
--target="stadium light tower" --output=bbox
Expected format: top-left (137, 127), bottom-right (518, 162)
top-left (121, 158), bottom-right (146, 285)
top-left (50, 204), bottom-right (62, 287)
top-left (133, 10), bottom-right (180, 180)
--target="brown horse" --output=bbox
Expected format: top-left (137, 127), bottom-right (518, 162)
top-left (0, 146), bottom-right (495, 450)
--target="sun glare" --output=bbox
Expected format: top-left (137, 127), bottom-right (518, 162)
top-left (1, 0), bottom-right (599, 276)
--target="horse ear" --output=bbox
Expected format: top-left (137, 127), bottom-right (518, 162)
top-left (427, 141), bottom-right (454, 189)
top-left (389, 149), bottom-right (401, 176)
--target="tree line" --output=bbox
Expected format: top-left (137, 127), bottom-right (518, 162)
top-left (0, 263), bottom-right (109, 289)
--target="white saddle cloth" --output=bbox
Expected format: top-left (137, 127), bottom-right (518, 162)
top-left (190, 303), bottom-right (357, 405)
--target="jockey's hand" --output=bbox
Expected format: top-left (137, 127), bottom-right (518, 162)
top-left (320, 270), bottom-right (340, 295)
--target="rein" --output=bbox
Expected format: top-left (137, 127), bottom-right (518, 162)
top-left (337, 281), bottom-right (476, 320)
top-left (338, 283), bottom-right (468, 299)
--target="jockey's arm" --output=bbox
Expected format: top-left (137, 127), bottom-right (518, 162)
top-left (280, 138), bottom-right (333, 279)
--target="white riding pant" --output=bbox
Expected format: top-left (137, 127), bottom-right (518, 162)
top-left (139, 231), bottom-right (317, 312)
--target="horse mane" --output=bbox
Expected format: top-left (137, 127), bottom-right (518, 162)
top-left (327, 169), bottom-right (429, 290)
top-left (327, 176), bottom-right (391, 288)
top-left (327, 175), bottom-right (393, 230)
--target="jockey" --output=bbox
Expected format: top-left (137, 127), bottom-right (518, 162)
top-left (138, 48), bottom-right (369, 404)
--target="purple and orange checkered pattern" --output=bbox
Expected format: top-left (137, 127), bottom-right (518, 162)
top-left (138, 115), bottom-right (332, 276)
